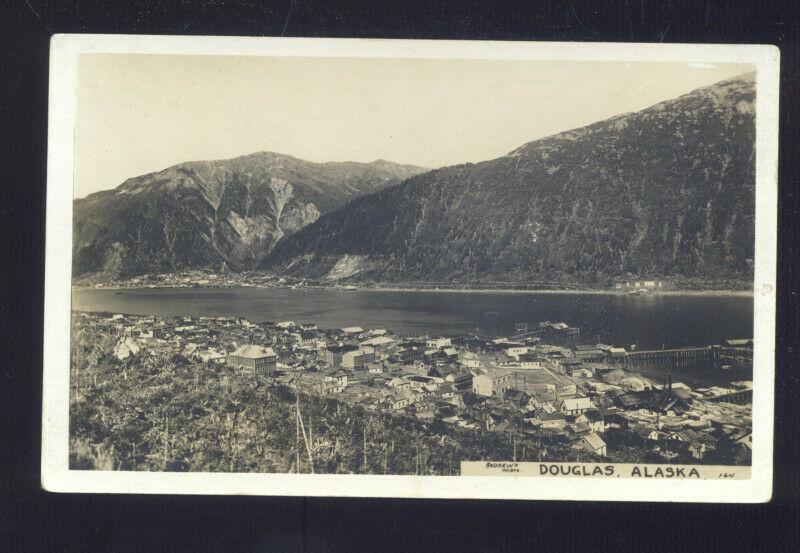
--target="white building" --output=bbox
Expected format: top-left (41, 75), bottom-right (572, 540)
top-left (559, 397), bottom-right (592, 416)
top-left (426, 337), bottom-right (452, 349)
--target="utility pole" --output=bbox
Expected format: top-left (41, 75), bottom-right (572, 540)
top-left (163, 413), bottom-right (169, 471)
top-left (295, 394), bottom-right (301, 473)
top-left (362, 420), bottom-right (368, 474)
top-left (512, 427), bottom-right (517, 462)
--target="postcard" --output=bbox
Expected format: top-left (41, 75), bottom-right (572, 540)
top-left (42, 35), bottom-right (778, 501)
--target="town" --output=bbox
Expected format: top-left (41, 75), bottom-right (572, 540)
top-left (75, 268), bottom-right (752, 294)
top-left (70, 310), bottom-right (754, 473)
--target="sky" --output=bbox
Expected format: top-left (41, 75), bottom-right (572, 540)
top-left (74, 54), bottom-right (754, 198)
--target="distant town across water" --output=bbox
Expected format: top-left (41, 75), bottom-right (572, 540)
top-left (73, 286), bottom-right (753, 352)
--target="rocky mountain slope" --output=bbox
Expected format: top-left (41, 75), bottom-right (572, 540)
top-left (72, 152), bottom-right (427, 278)
top-left (264, 73), bottom-right (756, 285)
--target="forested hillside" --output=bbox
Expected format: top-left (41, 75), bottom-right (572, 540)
top-left (265, 73), bottom-right (756, 286)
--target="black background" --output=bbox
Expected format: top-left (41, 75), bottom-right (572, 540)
top-left (3, 1), bottom-right (799, 551)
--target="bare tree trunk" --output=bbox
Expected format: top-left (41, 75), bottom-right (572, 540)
top-left (297, 402), bottom-right (315, 473)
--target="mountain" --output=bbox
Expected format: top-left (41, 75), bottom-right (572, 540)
top-left (72, 152), bottom-right (427, 278)
top-left (264, 73), bottom-right (756, 286)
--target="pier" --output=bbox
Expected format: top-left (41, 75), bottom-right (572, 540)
top-left (707, 388), bottom-right (753, 404)
top-left (620, 346), bottom-right (717, 367)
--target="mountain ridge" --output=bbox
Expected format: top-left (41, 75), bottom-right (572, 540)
top-left (72, 152), bottom-right (428, 278)
top-left (264, 72), bottom-right (756, 286)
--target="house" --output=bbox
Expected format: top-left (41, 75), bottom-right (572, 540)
top-left (581, 432), bottom-right (607, 457)
top-left (113, 337), bottom-right (140, 360)
top-left (559, 397), bottom-right (592, 416)
top-left (387, 391), bottom-right (412, 411)
top-left (197, 349), bottom-right (226, 364)
top-left (388, 377), bottom-right (412, 391)
top-left (581, 410), bottom-right (606, 433)
top-left (406, 375), bottom-right (434, 389)
top-left (688, 441), bottom-right (708, 460)
top-left (227, 344), bottom-right (277, 375)
top-left (442, 347), bottom-right (459, 360)
top-left (324, 369), bottom-right (349, 392)
top-left (568, 421), bottom-right (592, 437)
top-left (504, 388), bottom-right (531, 408)
top-left (539, 411), bottom-right (566, 430)
top-left (447, 371), bottom-right (473, 392)
top-left (459, 351), bottom-right (481, 368)
top-left (366, 362), bottom-right (385, 374)
top-left (341, 326), bottom-right (364, 335)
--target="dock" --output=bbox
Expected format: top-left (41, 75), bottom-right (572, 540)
top-left (620, 346), bottom-right (717, 367)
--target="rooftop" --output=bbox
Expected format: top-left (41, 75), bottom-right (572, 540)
top-left (231, 344), bottom-right (276, 359)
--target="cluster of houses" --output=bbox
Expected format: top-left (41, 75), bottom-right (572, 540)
top-left (88, 270), bottom-right (296, 290)
top-left (76, 311), bottom-right (753, 464)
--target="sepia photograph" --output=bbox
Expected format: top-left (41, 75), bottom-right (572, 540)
top-left (41, 36), bottom-right (778, 501)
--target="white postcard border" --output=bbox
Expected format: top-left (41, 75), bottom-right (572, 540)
top-left (42, 35), bottom-right (779, 502)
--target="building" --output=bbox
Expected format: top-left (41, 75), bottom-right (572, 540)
top-left (360, 335), bottom-right (395, 351)
top-left (559, 397), bottom-right (592, 416)
top-left (197, 349), bottom-right (226, 364)
top-left (324, 369), bottom-right (349, 392)
top-left (472, 368), bottom-right (514, 397)
top-left (447, 371), bottom-right (473, 392)
top-left (608, 347), bottom-right (628, 360)
top-left (341, 347), bottom-right (376, 368)
top-left (442, 347), bottom-right (459, 360)
top-left (535, 321), bottom-right (581, 345)
top-left (540, 411), bottom-right (566, 430)
top-left (581, 432), bottom-right (607, 457)
top-left (426, 337), bottom-right (452, 349)
top-left (573, 345), bottom-right (605, 362)
top-left (323, 344), bottom-right (359, 366)
top-left (113, 337), bottom-right (140, 360)
top-left (581, 410), bottom-right (606, 433)
top-left (227, 344), bottom-right (277, 375)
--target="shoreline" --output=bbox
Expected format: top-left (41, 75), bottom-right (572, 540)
top-left (72, 284), bottom-right (754, 298)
